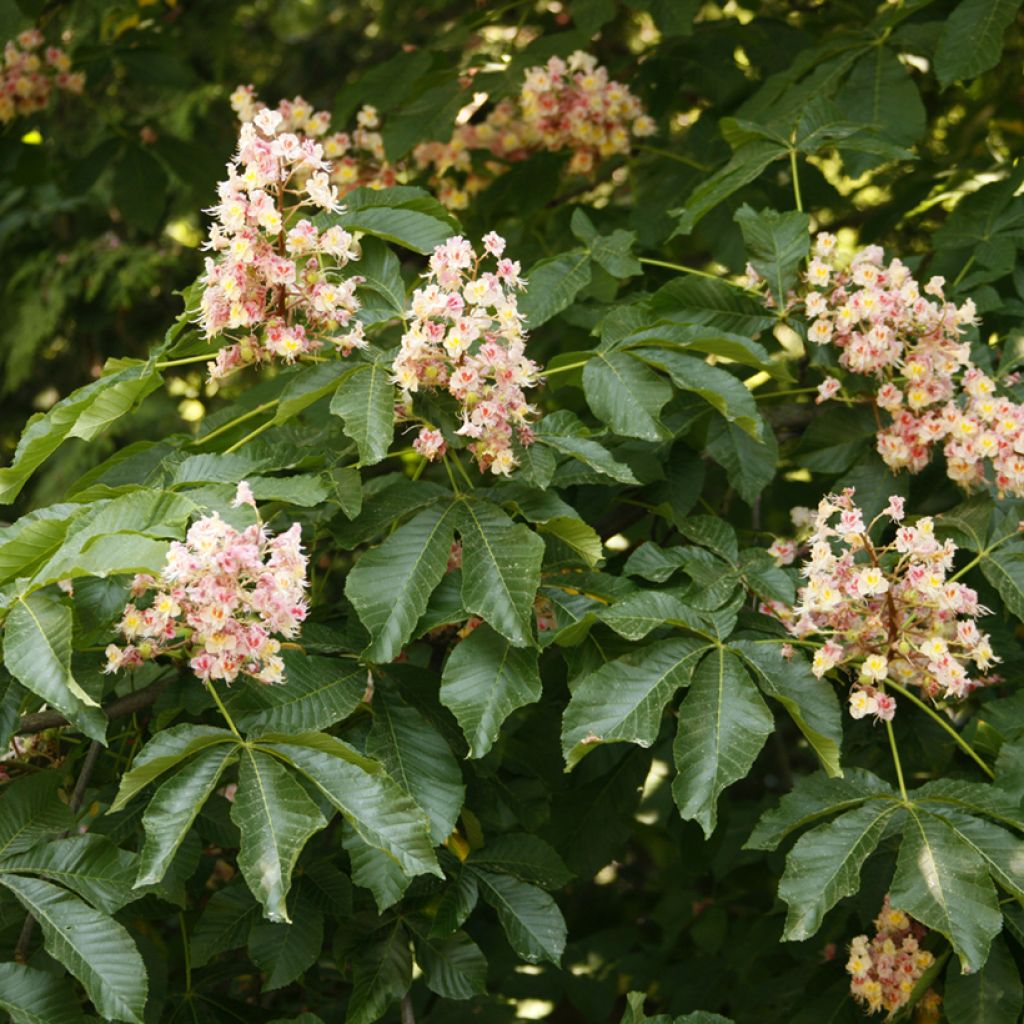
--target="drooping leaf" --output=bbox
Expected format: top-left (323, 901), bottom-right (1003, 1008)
top-left (734, 205), bottom-right (810, 306)
top-left (671, 647), bottom-right (774, 837)
top-left (440, 623), bottom-right (542, 758)
top-left (563, 637), bottom-right (708, 768)
top-left (329, 356), bottom-right (395, 467)
top-left (0, 771), bottom-right (74, 859)
top-left (0, 962), bottom-right (87, 1024)
top-left (190, 881), bottom-right (261, 968)
top-left (231, 747), bottom-right (328, 923)
top-left (944, 933), bottom-right (1023, 1024)
top-left (346, 921), bottom-right (412, 1024)
top-left (467, 833), bottom-right (573, 890)
top-left (0, 873), bottom-right (148, 1024)
top-left (248, 885), bottom-right (325, 991)
top-left (473, 868), bottom-right (567, 965)
top-left (346, 501), bottom-right (458, 662)
top-left (934, 0), bottom-right (1023, 87)
top-left (413, 927), bottom-right (488, 1000)
top-left (517, 249), bottom-right (592, 327)
top-left (582, 350), bottom-right (671, 440)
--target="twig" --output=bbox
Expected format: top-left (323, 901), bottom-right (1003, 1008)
top-left (17, 677), bottom-right (169, 736)
top-left (401, 994), bottom-right (416, 1024)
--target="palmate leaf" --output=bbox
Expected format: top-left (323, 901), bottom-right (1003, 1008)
top-left (230, 747), bottom-right (328, 923)
top-left (582, 350), bottom-right (672, 440)
top-left (346, 501), bottom-right (458, 663)
top-left (562, 637), bottom-right (709, 769)
top-left (109, 724), bottom-right (239, 812)
top-left (704, 414), bottom-right (778, 505)
top-left (890, 805), bottom-right (1002, 972)
top-left (411, 926), bottom-right (488, 1000)
top-left (440, 622), bottom-right (542, 758)
top-left (1, 834), bottom-right (139, 913)
top-left (0, 962), bottom-right (87, 1024)
top-left (944, 934), bottom-right (1023, 1024)
top-left (329, 354), bottom-right (395, 467)
top-left (344, 823), bottom-right (413, 911)
top-left (473, 868), bottom-right (567, 965)
top-left (365, 687), bottom-right (464, 844)
top-left (136, 743), bottom-right (238, 886)
top-left (3, 590), bottom-right (106, 742)
top-left (0, 771), bottom-right (74, 859)
top-left (259, 732), bottom-right (439, 880)
top-left (924, 809), bottom-right (1024, 903)
top-left (0, 874), bottom-right (148, 1023)
top-left (457, 499), bottom-right (544, 648)
top-left (517, 248), bottom-right (592, 327)
top-left (335, 185), bottom-right (458, 254)
top-left (430, 861), bottom-right (479, 938)
top-left (733, 205), bottom-right (810, 306)
top-left (190, 880), bottom-right (261, 968)
top-left (347, 921), bottom-right (412, 1024)
top-left (467, 833), bottom-right (573, 890)
top-left (778, 801), bottom-right (901, 941)
top-left (672, 647), bottom-right (774, 837)
top-left (248, 884), bottom-right (325, 991)
top-left (729, 639), bottom-right (843, 778)
top-left (934, 0), bottom-right (1023, 87)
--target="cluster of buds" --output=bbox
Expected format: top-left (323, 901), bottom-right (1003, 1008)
top-left (413, 50), bottom-right (655, 209)
top-left (199, 104), bottom-right (367, 379)
top-left (847, 896), bottom-right (935, 1017)
top-left (1, 29), bottom-right (84, 125)
top-left (104, 484), bottom-right (308, 685)
top-left (768, 489), bottom-right (998, 722)
top-left (392, 232), bottom-right (540, 475)
top-left (231, 86), bottom-right (403, 195)
top-left (792, 234), bottom-right (1024, 497)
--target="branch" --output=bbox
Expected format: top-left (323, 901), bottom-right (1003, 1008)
top-left (16, 677), bottom-right (169, 736)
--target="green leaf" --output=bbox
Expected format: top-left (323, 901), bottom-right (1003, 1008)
top-left (890, 806), bottom-right (1002, 972)
top-left (1, 835), bottom-right (138, 913)
top-left (980, 538), bottom-right (1024, 622)
top-left (734, 205), bottom-right (810, 306)
top-left (225, 651), bottom-right (367, 735)
top-left (355, 236), bottom-right (406, 314)
top-left (366, 687), bottom-right (464, 844)
top-left (563, 637), bottom-right (708, 769)
top-left (649, 277), bottom-right (777, 337)
top-left (705, 414), bottom-right (778, 505)
top-left (0, 873), bottom-right (148, 1024)
top-left (730, 640), bottom-right (843, 778)
top-left (336, 186), bottom-right (458, 254)
top-left (0, 771), bottom-right (73, 859)
top-left (745, 769), bottom-right (893, 852)
top-left (346, 502), bottom-right (458, 662)
top-left (675, 516), bottom-right (739, 565)
top-left (115, 144), bottom-right (168, 232)
top-left (440, 623), bottom-right (542, 758)
top-left (329, 356), bottom-right (395, 467)
top-left (457, 500), bottom-right (544, 647)
top-left (0, 363), bottom-right (161, 505)
top-left (430, 862), bottom-right (479, 938)
top-left (777, 802), bottom-right (900, 941)
top-left (231, 747), bottom-right (328, 923)
top-left (260, 732), bottom-right (439, 880)
top-left (347, 922), bottom-right (411, 1024)
top-left (136, 744), bottom-right (237, 887)
top-left (3, 590), bottom-right (106, 743)
top-left (273, 361), bottom-right (351, 424)
top-left (671, 647), bottom-right (774, 837)
top-left (672, 140), bottom-right (785, 235)
top-left (110, 725), bottom-right (238, 813)
top-left (248, 885), bottom-right (325, 991)
top-left (599, 589), bottom-right (701, 642)
top-left (923, 809), bottom-right (1024, 903)
top-left (474, 868), bottom-right (567, 965)
top-left (934, 0), bottom-right (1023, 87)
top-left (536, 516), bottom-right (603, 567)
top-left (635, 349), bottom-right (761, 438)
top-left (518, 249), bottom-right (593, 328)
top-left (0, 962), bottom-right (87, 1024)
top-left (467, 833), bottom-right (573, 890)
top-left (343, 825), bottom-right (412, 911)
top-left (190, 881), bottom-right (260, 968)
top-left (414, 928), bottom-right (487, 1000)
top-left (582, 351), bottom-right (672, 440)
top-left (944, 933), bottom-right (1023, 1024)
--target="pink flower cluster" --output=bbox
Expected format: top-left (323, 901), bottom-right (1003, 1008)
top-left (796, 234), bottom-right (1024, 497)
top-left (393, 232), bottom-right (540, 475)
top-left (413, 50), bottom-right (655, 209)
top-left (104, 488), bottom-right (308, 685)
top-left (766, 489), bottom-right (998, 722)
top-left (199, 104), bottom-right (366, 380)
top-left (1, 29), bottom-right (84, 125)
top-left (847, 896), bottom-right (935, 1016)
top-left (230, 86), bottom-right (403, 196)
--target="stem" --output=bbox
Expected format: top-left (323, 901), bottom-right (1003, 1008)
top-left (451, 451), bottom-right (476, 490)
top-left (204, 680), bottom-right (241, 739)
top-left (952, 254), bottom-right (976, 289)
top-left (194, 400), bottom-right (278, 445)
top-left (538, 358), bottom-right (592, 378)
top-left (17, 676), bottom-right (169, 735)
top-left (789, 146), bottom-right (803, 212)
top-left (441, 453), bottom-right (461, 496)
top-left (155, 353), bottom-right (212, 370)
top-left (400, 994), bottom-right (416, 1024)
top-left (949, 531), bottom-right (1018, 582)
top-left (633, 143), bottom-right (711, 171)
top-left (885, 717), bottom-right (909, 802)
top-left (885, 678), bottom-right (995, 779)
top-left (224, 417), bottom-right (275, 454)
top-left (638, 256), bottom-right (757, 293)
top-left (180, 912), bottom-right (192, 994)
